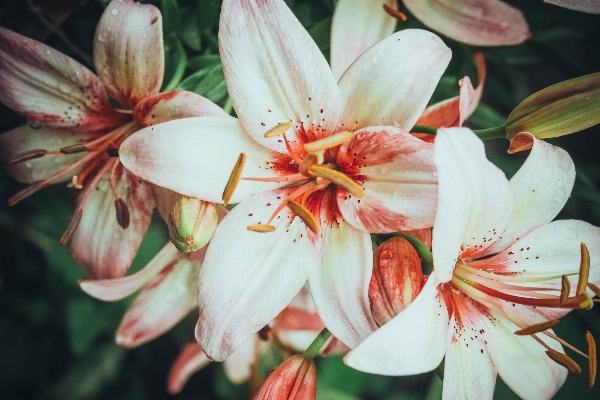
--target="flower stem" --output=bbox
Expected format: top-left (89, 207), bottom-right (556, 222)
top-left (410, 125), bottom-right (438, 135)
top-left (303, 328), bottom-right (332, 359)
top-left (473, 125), bottom-right (507, 140)
top-left (223, 97), bottom-right (233, 115)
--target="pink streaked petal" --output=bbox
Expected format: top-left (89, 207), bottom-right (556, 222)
top-left (338, 29), bottom-right (451, 132)
top-left (116, 251), bottom-right (201, 348)
top-left (69, 167), bottom-right (154, 279)
top-left (286, 284), bottom-right (318, 314)
top-left (0, 27), bottom-right (127, 131)
top-left (132, 90), bottom-right (229, 127)
top-left (273, 307), bottom-right (324, 332)
top-left (167, 342), bottom-right (211, 395)
top-left (403, 0), bottom-right (530, 46)
top-left (219, 0), bottom-right (340, 153)
top-left (120, 116), bottom-right (287, 204)
top-left (344, 274), bottom-right (448, 375)
top-left (544, 0), bottom-right (600, 14)
top-left (308, 219), bottom-right (377, 349)
top-left (417, 52), bottom-right (486, 128)
top-left (481, 133), bottom-right (575, 256)
top-left (330, 0), bottom-right (398, 81)
top-left (322, 337), bottom-right (351, 355)
top-left (337, 126), bottom-right (437, 233)
top-left (487, 312), bottom-right (567, 400)
top-left (79, 242), bottom-right (190, 301)
top-left (0, 124), bottom-right (94, 184)
top-left (432, 128), bottom-right (513, 283)
top-left (195, 190), bottom-right (317, 361)
top-left (443, 293), bottom-right (497, 400)
top-left (93, 0), bottom-right (164, 109)
top-left (223, 336), bottom-right (259, 384)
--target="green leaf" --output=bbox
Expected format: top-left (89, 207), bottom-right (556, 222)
top-left (161, 0), bottom-right (182, 38)
top-left (178, 63), bottom-right (228, 103)
top-left (180, 8), bottom-right (202, 51)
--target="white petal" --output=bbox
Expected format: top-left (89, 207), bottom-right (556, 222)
top-left (330, 0), bottom-right (397, 81)
top-left (195, 190), bottom-right (317, 361)
top-left (223, 336), bottom-right (258, 384)
top-left (482, 133), bottom-right (575, 256)
top-left (120, 116), bottom-right (288, 204)
top-left (167, 342), bottom-right (211, 395)
top-left (219, 0), bottom-right (340, 153)
top-left (308, 219), bottom-right (377, 349)
top-left (432, 128), bottom-right (513, 283)
top-left (344, 274), bottom-right (448, 375)
top-left (544, 0), bottom-right (600, 14)
top-left (338, 29), bottom-right (451, 132)
top-left (94, 0), bottom-right (164, 108)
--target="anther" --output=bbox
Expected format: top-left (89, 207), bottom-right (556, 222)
top-left (303, 131), bottom-right (352, 153)
top-left (106, 148), bottom-right (119, 157)
top-left (247, 224), bottom-right (276, 232)
top-left (59, 210), bottom-right (82, 245)
top-left (60, 144), bottom-right (88, 154)
top-left (587, 331), bottom-right (597, 388)
top-left (8, 180), bottom-right (45, 206)
top-left (577, 243), bottom-right (590, 295)
top-left (287, 199), bottom-right (321, 234)
top-left (222, 153), bottom-right (246, 207)
top-left (5, 149), bottom-right (47, 165)
top-left (546, 348), bottom-right (582, 374)
top-left (588, 282), bottom-right (600, 297)
top-left (383, 4), bottom-right (407, 21)
top-left (559, 275), bottom-right (570, 307)
top-left (514, 320), bottom-right (559, 336)
top-left (308, 165), bottom-right (366, 198)
top-left (264, 121), bottom-right (292, 138)
top-left (115, 198), bottom-right (130, 229)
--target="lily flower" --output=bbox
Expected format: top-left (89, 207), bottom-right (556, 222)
top-left (120, 0), bottom-right (451, 361)
top-left (346, 127), bottom-right (600, 399)
top-left (0, 0), bottom-right (226, 279)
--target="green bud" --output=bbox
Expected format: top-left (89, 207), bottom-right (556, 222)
top-left (155, 187), bottom-right (219, 253)
top-left (506, 72), bottom-right (600, 139)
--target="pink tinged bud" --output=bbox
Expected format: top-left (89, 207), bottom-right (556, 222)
top-left (506, 72), bottom-right (600, 139)
top-left (253, 355), bottom-right (317, 400)
top-left (369, 237), bottom-right (425, 326)
top-left (155, 187), bottom-right (219, 252)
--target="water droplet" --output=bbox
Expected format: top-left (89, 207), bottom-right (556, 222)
top-left (97, 33), bottom-right (106, 42)
top-left (553, 188), bottom-right (567, 203)
top-left (58, 83), bottom-right (72, 94)
top-left (372, 55), bottom-right (380, 64)
top-left (379, 166), bottom-right (389, 175)
top-left (111, 8), bottom-right (119, 16)
top-left (45, 49), bottom-right (51, 55)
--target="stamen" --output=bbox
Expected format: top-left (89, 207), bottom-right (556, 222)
top-left (577, 243), bottom-right (590, 295)
top-left (545, 348), bottom-right (582, 374)
top-left (264, 121), bottom-right (292, 138)
top-left (587, 331), bottom-right (597, 388)
top-left (267, 181), bottom-right (317, 224)
top-left (514, 320), bottom-right (559, 336)
top-left (247, 224), bottom-right (276, 232)
top-left (303, 131), bottom-right (352, 153)
top-left (59, 210), bottom-right (82, 245)
top-left (559, 275), bottom-right (570, 307)
top-left (308, 165), bottom-right (366, 198)
top-left (242, 172), bottom-right (305, 183)
top-left (283, 134), bottom-right (303, 165)
top-left (222, 153), bottom-right (246, 207)
top-left (287, 199), bottom-right (321, 234)
top-left (5, 149), bottom-right (47, 164)
top-left (8, 180), bottom-right (46, 206)
top-left (589, 282), bottom-right (600, 297)
top-left (383, 4), bottom-right (408, 21)
top-left (60, 144), bottom-right (88, 154)
top-left (115, 198), bottom-right (130, 229)
top-left (301, 183), bottom-right (329, 205)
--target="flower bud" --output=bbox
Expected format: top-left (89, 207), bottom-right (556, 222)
top-left (369, 237), bottom-right (425, 327)
top-left (155, 187), bottom-right (219, 252)
top-left (253, 355), bottom-right (316, 400)
top-left (506, 72), bottom-right (600, 139)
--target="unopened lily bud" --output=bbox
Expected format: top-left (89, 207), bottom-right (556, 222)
top-left (506, 72), bottom-right (600, 139)
top-left (253, 355), bottom-right (316, 400)
top-left (369, 237), bottom-right (425, 327)
top-left (155, 187), bottom-right (219, 252)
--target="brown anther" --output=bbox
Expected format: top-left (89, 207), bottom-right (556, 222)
top-left (577, 243), bottom-right (591, 295)
top-left (247, 224), bottom-right (276, 232)
top-left (258, 325), bottom-right (271, 341)
top-left (559, 274), bottom-right (570, 307)
top-left (106, 148), bottom-right (119, 157)
top-left (303, 131), bottom-right (352, 153)
top-left (588, 282), bottom-right (600, 297)
top-left (222, 153), bottom-right (246, 207)
top-left (59, 210), bottom-right (83, 245)
top-left (287, 199), bottom-right (321, 234)
top-left (298, 154), bottom-right (319, 176)
top-left (8, 180), bottom-right (45, 206)
top-left (114, 198), bottom-right (130, 229)
top-left (264, 121), bottom-right (292, 138)
top-left (514, 319), bottom-right (559, 336)
top-left (60, 144), bottom-right (87, 154)
top-left (308, 165), bottom-right (366, 198)
top-left (5, 149), bottom-right (47, 164)
top-left (383, 3), bottom-right (407, 21)
top-left (587, 331), bottom-right (597, 388)
top-left (546, 348), bottom-right (582, 374)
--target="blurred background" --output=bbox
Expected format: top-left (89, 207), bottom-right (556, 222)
top-left (0, 0), bottom-right (599, 399)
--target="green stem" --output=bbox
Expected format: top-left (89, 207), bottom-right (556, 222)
top-left (473, 125), bottom-right (507, 140)
top-left (303, 328), bottom-right (332, 359)
top-left (163, 39), bottom-right (187, 92)
top-left (377, 232), bottom-right (433, 267)
top-left (223, 97), bottom-right (233, 115)
top-left (411, 125), bottom-right (438, 135)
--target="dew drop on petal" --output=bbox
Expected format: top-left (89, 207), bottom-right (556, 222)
top-left (58, 83), bottom-right (72, 94)
top-left (111, 8), bottom-right (119, 16)
top-left (97, 33), bottom-right (106, 42)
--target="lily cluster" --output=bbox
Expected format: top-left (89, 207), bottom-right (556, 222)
top-left (1, 0), bottom-right (599, 399)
